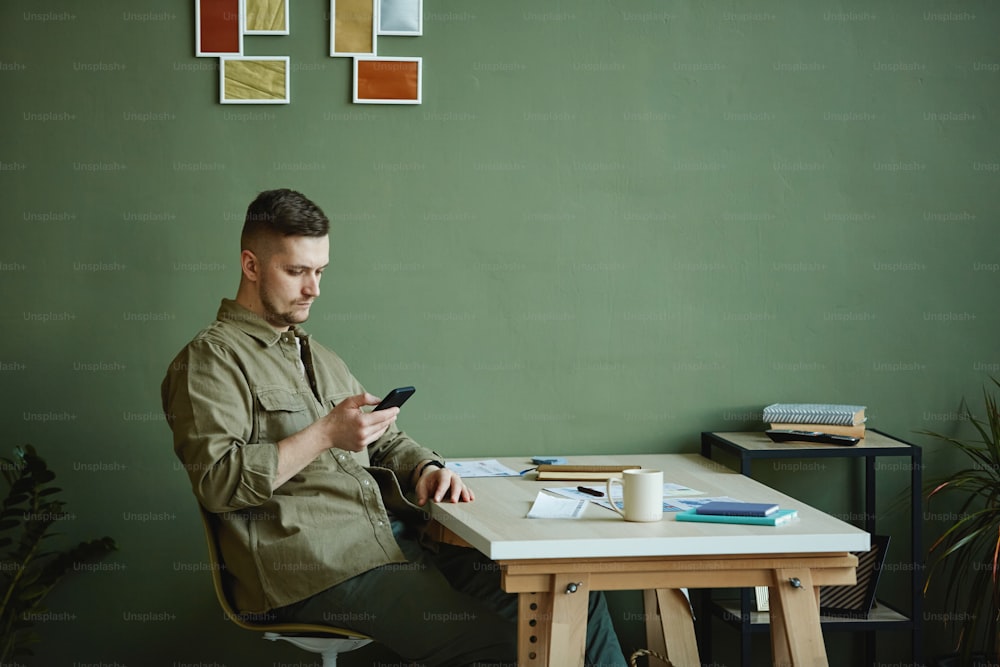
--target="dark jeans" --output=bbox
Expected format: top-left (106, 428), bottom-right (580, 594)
top-left (272, 520), bottom-right (627, 667)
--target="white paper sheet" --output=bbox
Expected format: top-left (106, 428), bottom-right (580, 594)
top-left (526, 492), bottom-right (588, 519)
top-left (446, 459), bottom-right (521, 477)
top-left (546, 483), bottom-right (711, 513)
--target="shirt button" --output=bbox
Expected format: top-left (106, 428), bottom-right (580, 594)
top-left (363, 480), bottom-right (370, 486)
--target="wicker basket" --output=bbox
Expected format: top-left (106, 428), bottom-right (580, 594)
top-left (628, 648), bottom-right (673, 667)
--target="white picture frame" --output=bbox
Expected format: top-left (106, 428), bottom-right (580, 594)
top-left (378, 0), bottom-right (421, 36)
top-left (330, 0), bottom-right (378, 57)
top-left (244, 0), bottom-right (290, 35)
top-left (352, 56), bottom-right (421, 104)
top-left (195, 0), bottom-right (245, 57)
top-left (219, 56), bottom-right (291, 104)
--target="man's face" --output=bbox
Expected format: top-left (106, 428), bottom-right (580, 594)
top-left (254, 235), bottom-right (329, 329)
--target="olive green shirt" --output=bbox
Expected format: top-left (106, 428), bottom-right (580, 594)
top-left (162, 299), bottom-right (441, 613)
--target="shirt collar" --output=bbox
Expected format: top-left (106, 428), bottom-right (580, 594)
top-left (216, 299), bottom-right (308, 347)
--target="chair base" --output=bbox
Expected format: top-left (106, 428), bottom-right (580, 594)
top-left (263, 631), bottom-right (373, 667)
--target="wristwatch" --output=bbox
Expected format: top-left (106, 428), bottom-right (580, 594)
top-left (417, 460), bottom-right (445, 477)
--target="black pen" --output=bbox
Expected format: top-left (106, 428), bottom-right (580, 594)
top-left (576, 486), bottom-right (604, 497)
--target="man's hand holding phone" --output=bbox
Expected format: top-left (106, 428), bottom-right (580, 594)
top-left (322, 392), bottom-right (399, 452)
top-left (324, 387), bottom-right (415, 453)
top-left (274, 391), bottom-right (403, 488)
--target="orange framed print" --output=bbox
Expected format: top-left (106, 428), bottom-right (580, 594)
top-left (353, 56), bottom-right (421, 104)
top-left (196, 0), bottom-right (244, 56)
top-left (330, 0), bottom-right (377, 57)
top-left (245, 0), bottom-right (289, 34)
top-left (220, 56), bottom-right (290, 104)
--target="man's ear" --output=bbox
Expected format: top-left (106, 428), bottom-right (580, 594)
top-left (240, 249), bottom-right (259, 282)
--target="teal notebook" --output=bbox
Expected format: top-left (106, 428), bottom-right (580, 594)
top-left (675, 508), bottom-right (798, 526)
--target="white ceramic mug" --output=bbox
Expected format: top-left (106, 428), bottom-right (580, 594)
top-left (606, 469), bottom-right (663, 522)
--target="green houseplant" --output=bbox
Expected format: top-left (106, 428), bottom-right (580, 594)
top-left (922, 377), bottom-right (1000, 666)
top-left (0, 445), bottom-right (116, 662)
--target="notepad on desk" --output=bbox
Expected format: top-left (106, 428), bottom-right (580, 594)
top-left (675, 508), bottom-right (798, 526)
top-left (534, 464), bottom-right (641, 481)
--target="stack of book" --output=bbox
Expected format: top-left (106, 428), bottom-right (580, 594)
top-left (762, 403), bottom-right (866, 439)
top-left (675, 501), bottom-right (797, 526)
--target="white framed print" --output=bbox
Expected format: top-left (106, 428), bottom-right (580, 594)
top-left (220, 56), bottom-right (290, 104)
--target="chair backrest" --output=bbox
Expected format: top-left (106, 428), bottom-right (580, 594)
top-left (199, 507), bottom-right (370, 639)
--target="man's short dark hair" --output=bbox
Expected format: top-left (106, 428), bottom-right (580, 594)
top-left (241, 189), bottom-right (329, 251)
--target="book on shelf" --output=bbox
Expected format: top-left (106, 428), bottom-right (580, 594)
top-left (675, 508), bottom-right (798, 526)
top-left (695, 501), bottom-right (779, 517)
top-left (755, 586), bottom-right (770, 612)
top-left (534, 464), bottom-right (641, 481)
top-left (763, 403), bottom-right (866, 427)
top-left (768, 422), bottom-right (865, 438)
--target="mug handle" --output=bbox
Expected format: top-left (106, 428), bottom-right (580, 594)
top-left (606, 477), bottom-right (625, 518)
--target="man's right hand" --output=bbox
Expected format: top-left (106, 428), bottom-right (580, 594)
top-left (273, 393), bottom-right (398, 490)
top-left (323, 392), bottom-right (399, 453)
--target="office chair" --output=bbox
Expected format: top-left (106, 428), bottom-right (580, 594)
top-left (200, 509), bottom-right (373, 667)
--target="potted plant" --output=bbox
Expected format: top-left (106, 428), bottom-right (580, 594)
top-left (922, 377), bottom-right (1000, 666)
top-left (0, 444), bottom-right (117, 662)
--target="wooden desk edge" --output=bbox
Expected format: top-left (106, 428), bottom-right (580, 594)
top-left (423, 520), bottom-right (475, 549)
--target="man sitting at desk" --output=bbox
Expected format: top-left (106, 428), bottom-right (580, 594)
top-left (162, 189), bottom-right (626, 666)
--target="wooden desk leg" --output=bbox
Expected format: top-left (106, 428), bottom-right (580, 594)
top-left (548, 573), bottom-right (589, 667)
top-left (642, 590), bottom-right (668, 656)
top-left (643, 589), bottom-right (700, 667)
top-left (519, 591), bottom-right (552, 667)
top-left (770, 568), bottom-right (828, 667)
top-left (767, 582), bottom-right (791, 667)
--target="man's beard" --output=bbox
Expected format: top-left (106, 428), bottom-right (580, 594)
top-left (260, 285), bottom-right (310, 328)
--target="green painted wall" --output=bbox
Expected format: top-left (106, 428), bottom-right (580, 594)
top-left (1, 0), bottom-right (997, 665)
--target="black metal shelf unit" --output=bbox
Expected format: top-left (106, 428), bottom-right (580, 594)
top-left (698, 429), bottom-right (923, 667)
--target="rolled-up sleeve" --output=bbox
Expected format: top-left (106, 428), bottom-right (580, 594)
top-left (163, 340), bottom-right (277, 512)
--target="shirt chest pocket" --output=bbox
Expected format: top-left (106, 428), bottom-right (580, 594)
top-left (253, 386), bottom-right (317, 444)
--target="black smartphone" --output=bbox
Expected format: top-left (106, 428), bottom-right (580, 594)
top-left (373, 386), bottom-right (415, 411)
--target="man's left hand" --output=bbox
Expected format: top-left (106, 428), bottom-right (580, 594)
top-left (414, 466), bottom-right (474, 506)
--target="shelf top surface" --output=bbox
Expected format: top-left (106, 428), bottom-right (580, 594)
top-left (705, 430), bottom-right (916, 454)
